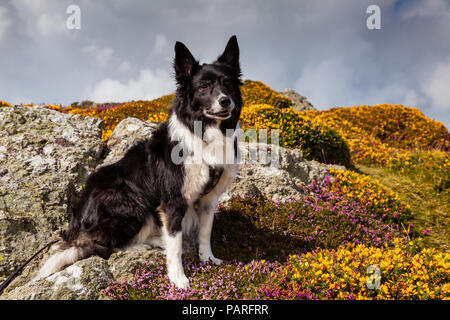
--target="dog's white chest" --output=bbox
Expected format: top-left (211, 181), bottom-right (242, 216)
top-left (182, 161), bottom-right (211, 204)
top-left (168, 114), bottom-right (240, 205)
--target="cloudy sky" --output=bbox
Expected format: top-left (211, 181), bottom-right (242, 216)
top-left (0, 0), bottom-right (449, 127)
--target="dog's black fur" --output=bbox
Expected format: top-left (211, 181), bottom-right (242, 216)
top-left (57, 36), bottom-right (242, 264)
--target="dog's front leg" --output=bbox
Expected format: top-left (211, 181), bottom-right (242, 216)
top-left (161, 206), bottom-right (189, 289)
top-left (198, 202), bottom-right (223, 265)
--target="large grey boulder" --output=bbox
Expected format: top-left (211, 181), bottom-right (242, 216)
top-left (279, 88), bottom-right (315, 112)
top-left (228, 143), bottom-right (344, 203)
top-left (0, 106), bottom-right (104, 291)
top-left (0, 110), bottom-right (165, 300)
top-left (2, 248), bottom-right (162, 300)
top-left (101, 117), bottom-right (158, 167)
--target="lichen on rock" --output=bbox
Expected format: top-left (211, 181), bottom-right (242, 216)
top-left (0, 106), bottom-right (104, 292)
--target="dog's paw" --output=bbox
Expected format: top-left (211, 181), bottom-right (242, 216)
top-left (169, 271), bottom-right (190, 289)
top-left (210, 256), bottom-right (223, 265)
top-left (200, 252), bottom-right (223, 265)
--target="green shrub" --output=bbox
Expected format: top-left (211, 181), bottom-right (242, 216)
top-left (241, 104), bottom-right (353, 167)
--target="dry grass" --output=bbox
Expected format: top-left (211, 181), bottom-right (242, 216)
top-left (358, 164), bottom-right (449, 252)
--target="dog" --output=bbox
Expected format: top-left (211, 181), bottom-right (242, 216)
top-left (34, 35), bottom-right (242, 289)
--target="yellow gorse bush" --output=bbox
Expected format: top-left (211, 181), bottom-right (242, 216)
top-left (91, 100), bottom-right (169, 142)
top-left (44, 104), bottom-right (64, 112)
top-left (241, 80), bottom-right (292, 108)
top-left (328, 168), bottom-right (411, 220)
top-left (241, 104), bottom-right (352, 166)
top-left (299, 104), bottom-right (450, 165)
top-left (64, 96), bottom-right (173, 142)
top-left (280, 238), bottom-right (450, 300)
top-left (0, 101), bottom-right (12, 107)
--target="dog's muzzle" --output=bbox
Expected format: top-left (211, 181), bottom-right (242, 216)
top-left (204, 96), bottom-right (235, 120)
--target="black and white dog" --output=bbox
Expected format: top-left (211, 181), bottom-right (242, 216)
top-left (35, 36), bottom-right (242, 289)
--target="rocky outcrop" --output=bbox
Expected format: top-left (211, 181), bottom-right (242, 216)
top-left (0, 106), bottom-right (104, 293)
top-left (1, 112), bottom-right (343, 300)
top-left (279, 88), bottom-right (315, 112)
top-left (0, 110), bottom-right (164, 300)
top-left (101, 117), bottom-right (158, 167)
top-left (2, 249), bottom-right (162, 300)
top-left (228, 143), bottom-right (344, 203)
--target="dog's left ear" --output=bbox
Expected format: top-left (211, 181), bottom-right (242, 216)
top-left (217, 35), bottom-right (241, 77)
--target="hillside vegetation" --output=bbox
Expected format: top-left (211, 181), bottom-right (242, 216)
top-left (1, 80), bottom-right (449, 300)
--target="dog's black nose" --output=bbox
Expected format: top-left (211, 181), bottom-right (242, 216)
top-left (219, 96), bottom-right (231, 108)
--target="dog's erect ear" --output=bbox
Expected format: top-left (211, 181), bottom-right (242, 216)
top-left (217, 35), bottom-right (240, 76)
top-left (174, 41), bottom-right (199, 81)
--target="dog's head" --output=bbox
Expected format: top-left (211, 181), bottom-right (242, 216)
top-left (172, 35), bottom-right (242, 124)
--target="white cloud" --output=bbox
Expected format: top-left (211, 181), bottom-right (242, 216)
top-left (422, 58), bottom-right (450, 111)
top-left (400, 89), bottom-right (426, 108)
top-left (11, 0), bottom-right (51, 13)
top-left (374, 85), bottom-right (426, 109)
top-left (0, 7), bottom-right (12, 42)
top-left (294, 59), bottom-right (355, 108)
top-left (82, 44), bottom-right (132, 71)
top-left (36, 12), bottom-right (66, 36)
top-left (294, 58), bottom-right (426, 110)
top-left (10, 0), bottom-right (68, 37)
top-left (153, 34), bottom-right (169, 55)
top-left (118, 60), bottom-right (131, 72)
top-left (402, 0), bottom-right (450, 19)
top-left (87, 68), bottom-right (174, 102)
top-left (82, 44), bottom-right (115, 67)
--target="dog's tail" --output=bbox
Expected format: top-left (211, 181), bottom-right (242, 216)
top-left (33, 244), bottom-right (86, 281)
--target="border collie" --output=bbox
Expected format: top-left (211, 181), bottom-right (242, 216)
top-left (34, 36), bottom-right (242, 289)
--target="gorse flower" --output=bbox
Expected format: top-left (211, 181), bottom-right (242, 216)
top-left (263, 239), bottom-right (450, 300)
top-left (0, 101), bottom-right (12, 107)
top-left (299, 104), bottom-right (450, 165)
top-left (241, 80), bottom-right (293, 108)
top-left (240, 104), bottom-right (352, 167)
top-left (65, 98), bottom-right (172, 142)
top-left (326, 169), bottom-right (411, 223)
